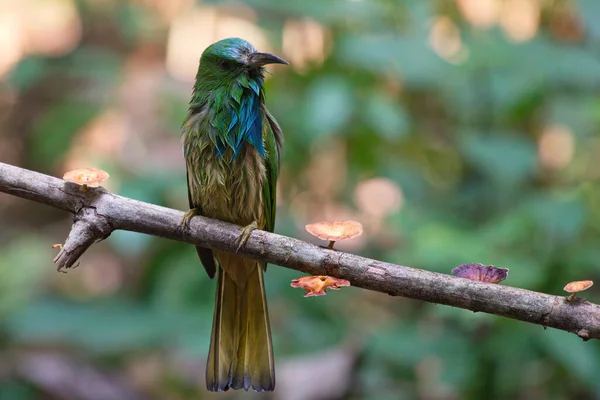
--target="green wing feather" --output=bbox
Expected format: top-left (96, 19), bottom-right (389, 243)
top-left (186, 165), bottom-right (217, 279)
top-left (256, 105), bottom-right (282, 273)
top-left (262, 106), bottom-right (282, 235)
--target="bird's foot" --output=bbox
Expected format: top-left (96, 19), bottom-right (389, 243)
top-left (178, 208), bottom-right (198, 234)
top-left (234, 221), bottom-right (259, 253)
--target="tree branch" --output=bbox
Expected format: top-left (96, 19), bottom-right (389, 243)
top-left (1, 161), bottom-right (599, 340)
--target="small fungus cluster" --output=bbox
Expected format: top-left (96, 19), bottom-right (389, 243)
top-left (451, 263), bottom-right (594, 303)
top-left (289, 220), bottom-right (362, 298)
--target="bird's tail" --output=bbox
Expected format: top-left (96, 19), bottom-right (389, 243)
top-left (206, 253), bottom-right (275, 391)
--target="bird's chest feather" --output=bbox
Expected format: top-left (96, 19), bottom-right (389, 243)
top-left (184, 115), bottom-right (266, 226)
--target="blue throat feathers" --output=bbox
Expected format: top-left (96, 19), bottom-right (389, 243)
top-left (214, 77), bottom-right (265, 160)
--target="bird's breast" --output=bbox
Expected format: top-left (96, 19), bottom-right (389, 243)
top-left (187, 141), bottom-right (267, 227)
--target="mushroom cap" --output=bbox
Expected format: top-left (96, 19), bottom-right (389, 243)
top-left (305, 220), bottom-right (363, 241)
top-left (291, 275), bottom-right (351, 297)
top-left (63, 168), bottom-right (110, 187)
top-left (452, 263), bottom-right (509, 284)
top-left (563, 280), bottom-right (593, 293)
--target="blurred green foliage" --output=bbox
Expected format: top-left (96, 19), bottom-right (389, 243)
top-left (1, 0), bottom-right (600, 399)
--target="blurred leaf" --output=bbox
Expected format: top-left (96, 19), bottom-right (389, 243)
top-left (337, 34), bottom-right (450, 87)
top-left (109, 230), bottom-right (153, 257)
top-left (8, 57), bottom-right (47, 91)
top-left (547, 96), bottom-right (597, 137)
top-left (304, 75), bottom-right (353, 139)
top-left (410, 223), bottom-right (491, 271)
top-left (0, 382), bottom-right (35, 400)
top-left (370, 320), bottom-right (476, 387)
top-left (6, 299), bottom-right (173, 353)
top-left (578, 0), bottom-right (600, 40)
top-left (485, 324), bottom-right (543, 397)
top-left (542, 329), bottom-right (600, 387)
top-left (29, 101), bottom-right (98, 168)
top-left (223, 0), bottom-right (382, 24)
top-left (0, 236), bottom-right (52, 319)
top-left (526, 194), bottom-right (586, 241)
top-left (150, 247), bottom-right (214, 312)
top-left (461, 133), bottom-right (537, 185)
top-left (364, 92), bottom-right (410, 141)
top-left (61, 48), bottom-right (122, 86)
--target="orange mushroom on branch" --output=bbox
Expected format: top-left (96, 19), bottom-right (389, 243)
top-left (305, 220), bottom-right (363, 249)
top-left (290, 275), bottom-right (351, 297)
top-left (564, 280), bottom-right (593, 302)
top-left (63, 168), bottom-right (109, 191)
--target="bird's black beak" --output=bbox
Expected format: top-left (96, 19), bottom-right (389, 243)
top-left (248, 52), bottom-right (289, 67)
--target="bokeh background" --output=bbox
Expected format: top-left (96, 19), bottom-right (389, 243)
top-left (1, 0), bottom-right (600, 399)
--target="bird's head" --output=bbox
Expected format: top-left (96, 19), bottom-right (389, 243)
top-left (196, 38), bottom-right (288, 87)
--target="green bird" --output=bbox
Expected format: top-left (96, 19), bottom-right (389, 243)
top-left (181, 38), bottom-right (287, 391)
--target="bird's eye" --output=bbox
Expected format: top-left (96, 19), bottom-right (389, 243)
top-left (218, 60), bottom-right (234, 70)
